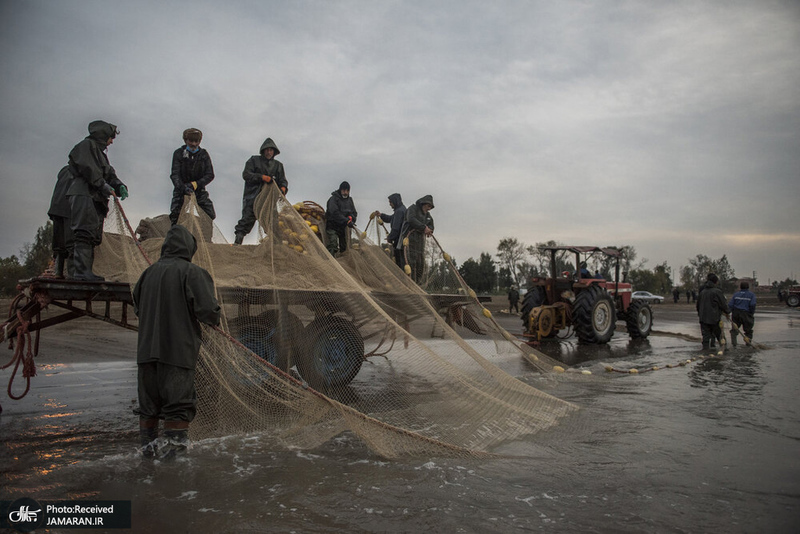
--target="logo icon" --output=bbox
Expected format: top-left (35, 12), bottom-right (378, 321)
top-left (7, 498), bottom-right (44, 533)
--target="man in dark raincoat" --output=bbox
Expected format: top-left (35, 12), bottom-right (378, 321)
top-left (169, 128), bottom-right (216, 226)
top-left (325, 181), bottom-right (357, 256)
top-left (373, 193), bottom-right (407, 268)
top-left (400, 195), bottom-right (434, 284)
top-left (133, 224), bottom-right (221, 460)
top-left (508, 285), bottom-right (520, 314)
top-left (696, 273), bottom-right (730, 351)
top-left (66, 120), bottom-right (128, 281)
top-left (47, 166), bottom-right (74, 278)
top-left (234, 138), bottom-right (287, 244)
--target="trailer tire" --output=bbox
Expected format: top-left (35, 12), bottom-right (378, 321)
top-left (297, 316), bottom-right (364, 390)
top-left (625, 299), bottom-right (653, 339)
top-left (573, 285), bottom-right (616, 344)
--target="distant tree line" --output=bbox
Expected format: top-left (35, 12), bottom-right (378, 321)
top-left (0, 221), bottom-right (53, 295)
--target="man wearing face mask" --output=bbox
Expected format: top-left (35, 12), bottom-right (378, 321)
top-left (169, 128), bottom-right (216, 226)
top-left (66, 120), bottom-right (128, 281)
top-left (325, 181), bottom-right (357, 256)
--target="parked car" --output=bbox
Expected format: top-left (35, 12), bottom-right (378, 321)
top-left (632, 291), bottom-right (664, 304)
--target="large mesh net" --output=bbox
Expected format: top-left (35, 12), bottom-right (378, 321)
top-left (94, 185), bottom-right (576, 458)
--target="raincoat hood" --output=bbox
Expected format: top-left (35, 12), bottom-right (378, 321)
top-left (160, 224), bottom-right (197, 261)
top-left (416, 195), bottom-right (434, 209)
top-left (259, 138), bottom-right (280, 157)
top-left (388, 193), bottom-right (403, 208)
top-left (87, 120), bottom-right (118, 143)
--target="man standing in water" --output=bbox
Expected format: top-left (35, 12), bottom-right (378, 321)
top-left (696, 273), bottom-right (730, 351)
top-left (729, 281), bottom-right (757, 346)
top-left (133, 224), bottom-right (221, 460)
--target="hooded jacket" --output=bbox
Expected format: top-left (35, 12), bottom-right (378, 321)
top-left (326, 189), bottom-right (358, 232)
top-left (241, 138), bottom-right (287, 200)
top-left (48, 166), bottom-right (74, 219)
top-left (399, 195), bottom-right (434, 250)
top-left (67, 120), bottom-right (125, 203)
top-left (171, 146), bottom-right (215, 190)
top-left (696, 280), bottom-right (730, 324)
top-left (379, 193), bottom-right (406, 246)
top-left (133, 225), bottom-right (221, 369)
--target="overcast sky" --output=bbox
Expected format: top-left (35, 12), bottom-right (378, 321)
top-left (1, 0), bottom-right (798, 285)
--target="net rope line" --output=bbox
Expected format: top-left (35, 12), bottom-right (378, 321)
top-left (95, 185), bottom-right (577, 457)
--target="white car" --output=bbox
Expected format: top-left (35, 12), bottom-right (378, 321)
top-left (632, 291), bottom-right (664, 304)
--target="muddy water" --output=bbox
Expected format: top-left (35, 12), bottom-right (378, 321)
top-left (2, 308), bottom-right (799, 533)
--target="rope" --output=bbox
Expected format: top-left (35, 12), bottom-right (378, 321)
top-left (112, 193), bottom-right (152, 264)
top-left (2, 310), bottom-right (37, 400)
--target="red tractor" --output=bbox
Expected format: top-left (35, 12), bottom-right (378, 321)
top-left (786, 286), bottom-right (800, 307)
top-left (521, 246), bottom-right (653, 344)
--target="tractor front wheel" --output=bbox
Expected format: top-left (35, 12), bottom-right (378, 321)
top-left (573, 285), bottom-right (616, 344)
top-left (625, 299), bottom-right (653, 338)
top-left (521, 287), bottom-right (545, 329)
top-left (787, 294), bottom-right (800, 307)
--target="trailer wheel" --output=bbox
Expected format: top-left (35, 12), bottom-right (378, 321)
top-left (625, 300), bottom-right (652, 338)
top-left (236, 310), bottom-right (303, 371)
top-left (787, 294), bottom-right (800, 307)
top-left (297, 316), bottom-right (364, 390)
top-left (573, 285), bottom-right (616, 344)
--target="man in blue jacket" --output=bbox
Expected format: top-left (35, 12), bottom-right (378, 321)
top-left (729, 281), bottom-right (756, 346)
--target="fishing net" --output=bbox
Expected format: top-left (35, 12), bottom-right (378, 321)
top-left (95, 186), bottom-right (576, 458)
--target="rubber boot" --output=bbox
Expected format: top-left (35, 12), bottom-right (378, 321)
top-left (730, 328), bottom-right (738, 347)
top-left (54, 254), bottom-right (66, 279)
top-left (161, 429), bottom-right (189, 461)
top-left (72, 243), bottom-right (105, 281)
top-left (139, 421), bottom-right (159, 460)
top-left (234, 233), bottom-right (244, 245)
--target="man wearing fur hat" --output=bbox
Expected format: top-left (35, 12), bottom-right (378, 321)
top-left (325, 181), bottom-right (357, 256)
top-left (169, 128), bottom-right (216, 226)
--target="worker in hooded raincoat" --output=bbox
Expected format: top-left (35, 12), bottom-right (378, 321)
top-left (325, 181), bottom-right (357, 256)
top-left (169, 128), bottom-right (216, 226)
top-left (66, 120), bottom-right (128, 281)
top-left (696, 272), bottom-right (730, 351)
top-left (47, 166), bottom-right (75, 278)
top-left (400, 195), bottom-right (434, 284)
top-left (234, 138), bottom-right (287, 245)
top-left (133, 224), bottom-right (221, 460)
top-left (373, 193), bottom-right (407, 268)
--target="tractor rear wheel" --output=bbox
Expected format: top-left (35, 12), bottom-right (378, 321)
top-left (625, 299), bottom-right (653, 338)
top-left (573, 285), bottom-right (616, 344)
top-left (787, 294), bottom-right (800, 307)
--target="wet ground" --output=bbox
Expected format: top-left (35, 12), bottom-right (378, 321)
top-left (2, 305), bottom-right (799, 533)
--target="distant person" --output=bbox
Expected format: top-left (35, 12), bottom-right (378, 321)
top-left (508, 285), bottom-right (520, 314)
top-left (686, 290), bottom-right (691, 303)
top-left (729, 281), bottom-right (757, 346)
top-left (66, 120), bottom-right (128, 281)
top-left (400, 195), bottom-right (435, 283)
top-left (133, 225), bottom-right (221, 460)
top-left (234, 138), bottom-right (287, 245)
top-left (672, 288), bottom-right (680, 303)
top-left (373, 193), bottom-right (407, 268)
top-left (169, 128), bottom-right (216, 226)
top-left (777, 289), bottom-right (784, 302)
top-left (325, 181), bottom-right (357, 256)
top-left (696, 273), bottom-right (730, 351)
top-left (47, 166), bottom-right (74, 278)
top-left (579, 262), bottom-right (592, 279)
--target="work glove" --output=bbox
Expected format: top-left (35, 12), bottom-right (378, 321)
top-left (119, 184), bottom-right (129, 200)
top-left (370, 210), bottom-right (380, 220)
top-left (184, 184), bottom-right (195, 195)
top-left (101, 182), bottom-right (114, 198)
top-left (347, 216), bottom-right (355, 228)
top-left (262, 175), bottom-right (272, 183)
top-left (280, 186), bottom-right (287, 195)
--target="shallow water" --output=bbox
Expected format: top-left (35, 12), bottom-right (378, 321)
top-left (2, 308), bottom-right (799, 533)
